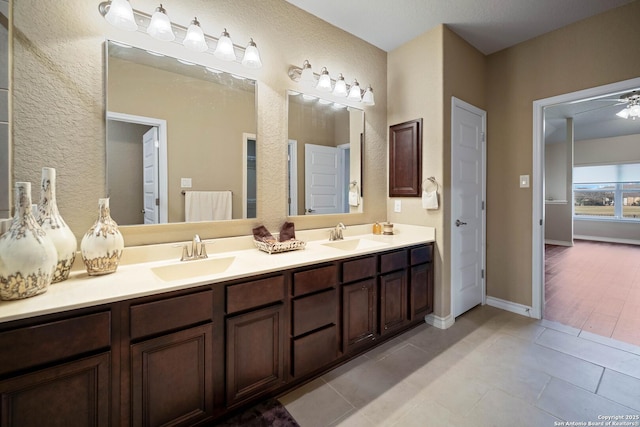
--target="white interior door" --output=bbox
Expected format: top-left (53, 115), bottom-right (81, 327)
top-left (305, 144), bottom-right (341, 215)
top-left (142, 127), bottom-right (159, 224)
top-left (451, 97), bottom-right (486, 318)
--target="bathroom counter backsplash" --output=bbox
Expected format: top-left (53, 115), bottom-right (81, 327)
top-left (0, 223), bottom-right (435, 323)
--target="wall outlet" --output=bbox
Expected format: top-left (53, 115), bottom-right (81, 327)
top-left (181, 178), bottom-right (192, 188)
top-left (394, 199), bottom-right (402, 212)
top-left (519, 175), bottom-right (530, 188)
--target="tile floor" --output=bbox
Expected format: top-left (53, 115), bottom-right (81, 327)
top-left (545, 240), bottom-right (640, 346)
top-left (279, 305), bottom-right (640, 426)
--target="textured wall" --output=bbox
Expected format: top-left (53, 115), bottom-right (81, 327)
top-left (12, 0), bottom-right (387, 245)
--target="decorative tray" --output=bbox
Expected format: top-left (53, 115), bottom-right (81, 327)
top-left (253, 239), bottom-right (306, 254)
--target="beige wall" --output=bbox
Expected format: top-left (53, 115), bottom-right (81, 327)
top-left (486, 1), bottom-right (640, 306)
top-left (575, 134), bottom-right (640, 166)
top-left (387, 26), bottom-right (486, 319)
top-left (12, 0), bottom-right (387, 245)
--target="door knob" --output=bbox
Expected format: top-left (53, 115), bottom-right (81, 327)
top-left (455, 219), bottom-right (467, 227)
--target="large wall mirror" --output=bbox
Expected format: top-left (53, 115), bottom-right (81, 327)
top-left (287, 91), bottom-right (364, 216)
top-left (106, 40), bottom-right (257, 225)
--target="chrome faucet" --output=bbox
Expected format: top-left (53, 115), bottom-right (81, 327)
top-left (179, 234), bottom-right (209, 261)
top-left (329, 223), bottom-right (346, 241)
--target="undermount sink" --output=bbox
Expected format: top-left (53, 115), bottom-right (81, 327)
top-left (322, 238), bottom-right (388, 252)
top-left (151, 257), bottom-right (235, 282)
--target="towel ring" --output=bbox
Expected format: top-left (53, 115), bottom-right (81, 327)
top-left (422, 176), bottom-right (439, 192)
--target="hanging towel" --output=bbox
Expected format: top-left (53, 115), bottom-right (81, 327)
top-left (185, 191), bottom-right (232, 222)
top-left (422, 189), bottom-right (439, 210)
top-left (349, 190), bottom-right (360, 207)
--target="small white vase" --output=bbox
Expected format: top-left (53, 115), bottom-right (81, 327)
top-left (37, 167), bottom-right (77, 283)
top-left (0, 182), bottom-right (57, 300)
top-left (81, 198), bottom-right (124, 276)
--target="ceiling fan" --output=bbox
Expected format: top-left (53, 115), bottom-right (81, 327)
top-left (614, 90), bottom-right (640, 120)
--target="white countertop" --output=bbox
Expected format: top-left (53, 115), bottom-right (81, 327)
top-left (0, 224), bottom-right (435, 323)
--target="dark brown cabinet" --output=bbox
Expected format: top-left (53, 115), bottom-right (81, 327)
top-left (342, 279), bottom-right (377, 353)
top-left (409, 245), bottom-right (434, 320)
top-left (130, 324), bottom-right (213, 427)
top-left (380, 270), bottom-right (408, 334)
top-left (0, 352), bottom-right (111, 427)
top-left (226, 304), bottom-right (285, 407)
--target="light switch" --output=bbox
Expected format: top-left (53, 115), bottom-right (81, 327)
top-left (181, 178), bottom-right (192, 188)
top-left (520, 175), bottom-right (530, 188)
top-left (394, 200), bottom-right (402, 212)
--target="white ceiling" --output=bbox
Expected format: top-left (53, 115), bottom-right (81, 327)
top-left (284, 0), bottom-right (633, 54)
top-left (285, 0), bottom-right (639, 142)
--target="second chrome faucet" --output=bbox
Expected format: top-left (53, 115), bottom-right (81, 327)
top-left (329, 223), bottom-right (346, 241)
top-left (180, 234), bottom-right (209, 261)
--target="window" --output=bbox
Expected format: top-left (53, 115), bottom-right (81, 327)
top-left (573, 164), bottom-right (640, 221)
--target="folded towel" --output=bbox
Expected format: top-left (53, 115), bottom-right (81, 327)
top-left (279, 222), bottom-right (296, 242)
top-left (422, 189), bottom-right (439, 210)
top-left (349, 190), bottom-right (360, 207)
top-left (185, 191), bottom-right (232, 222)
top-left (252, 225), bottom-right (275, 243)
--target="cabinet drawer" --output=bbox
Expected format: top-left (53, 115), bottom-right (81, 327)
top-left (293, 264), bottom-right (337, 296)
top-left (380, 250), bottom-right (408, 274)
top-left (292, 289), bottom-right (337, 337)
top-left (411, 245), bottom-right (433, 265)
top-left (0, 311), bottom-right (111, 376)
top-left (342, 256), bottom-right (376, 283)
top-left (227, 275), bottom-right (285, 314)
top-left (130, 290), bottom-right (213, 340)
top-left (292, 325), bottom-right (337, 378)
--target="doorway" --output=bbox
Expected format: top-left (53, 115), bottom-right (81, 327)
top-left (532, 77), bottom-right (640, 340)
top-left (451, 97), bottom-right (487, 318)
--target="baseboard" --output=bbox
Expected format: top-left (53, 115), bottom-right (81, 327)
top-left (425, 313), bottom-right (454, 329)
top-left (573, 235), bottom-right (640, 246)
top-left (486, 296), bottom-right (533, 318)
top-left (544, 239), bottom-right (573, 246)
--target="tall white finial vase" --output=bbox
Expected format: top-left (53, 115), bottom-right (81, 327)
top-left (37, 167), bottom-right (77, 283)
top-left (0, 182), bottom-right (57, 300)
top-left (81, 198), bottom-right (124, 275)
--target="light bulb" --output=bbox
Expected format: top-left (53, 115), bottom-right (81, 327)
top-left (241, 39), bottom-right (262, 69)
top-left (332, 73), bottom-right (348, 97)
top-left (299, 60), bottom-right (315, 86)
top-left (316, 67), bottom-right (332, 92)
top-left (147, 4), bottom-right (174, 42)
top-left (362, 85), bottom-right (375, 105)
top-left (104, 0), bottom-right (137, 31)
top-left (214, 29), bottom-right (236, 61)
top-left (348, 79), bottom-right (361, 101)
top-left (183, 17), bottom-right (208, 52)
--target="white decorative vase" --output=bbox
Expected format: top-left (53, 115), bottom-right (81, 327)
top-left (37, 167), bottom-right (77, 283)
top-left (81, 198), bottom-right (124, 275)
top-left (0, 182), bottom-right (57, 300)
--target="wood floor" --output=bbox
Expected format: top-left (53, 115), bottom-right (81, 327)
top-left (545, 240), bottom-right (640, 347)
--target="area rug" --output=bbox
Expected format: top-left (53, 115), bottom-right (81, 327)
top-left (214, 398), bottom-right (300, 426)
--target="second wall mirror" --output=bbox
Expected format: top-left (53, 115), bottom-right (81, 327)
top-left (287, 91), bottom-right (364, 216)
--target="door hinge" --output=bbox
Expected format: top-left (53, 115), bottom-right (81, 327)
top-left (481, 201), bottom-right (485, 210)
top-left (155, 198), bottom-right (159, 206)
top-left (481, 132), bottom-right (485, 142)
top-left (540, 219), bottom-right (543, 226)
top-left (481, 269), bottom-right (485, 279)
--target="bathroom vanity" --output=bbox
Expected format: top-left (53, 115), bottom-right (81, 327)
top-left (0, 225), bottom-right (434, 426)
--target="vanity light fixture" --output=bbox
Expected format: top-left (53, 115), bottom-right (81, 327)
top-left (98, 1), bottom-right (263, 69)
top-left (183, 17), bottom-right (208, 52)
top-left (347, 79), bottom-right (362, 101)
top-left (316, 67), bottom-right (332, 92)
top-left (241, 39), bottom-right (262, 69)
top-left (147, 4), bottom-right (175, 41)
top-left (214, 29), bottom-right (236, 61)
top-left (332, 73), bottom-right (348, 97)
top-left (288, 61), bottom-right (374, 107)
top-left (103, 0), bottom-right (137, 31)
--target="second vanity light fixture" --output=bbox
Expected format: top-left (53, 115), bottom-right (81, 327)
top-left (99, 0), bottom-right (262, 69)
top-left (289, 60), bottom-right (375, 106)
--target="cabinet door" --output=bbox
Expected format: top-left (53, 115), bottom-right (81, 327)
top-left (226, 304), bottom-right (285, 407)
top-left (342, 279), bottom-right (377, 353)
top-left (380, 270), bottom-right (408, 334)
top-left (130, 324), bottom-right (213, 427)
top-left (0, 353), bottom-right (110, 427)
top-left (411, 263), bottom-right (433, 320)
